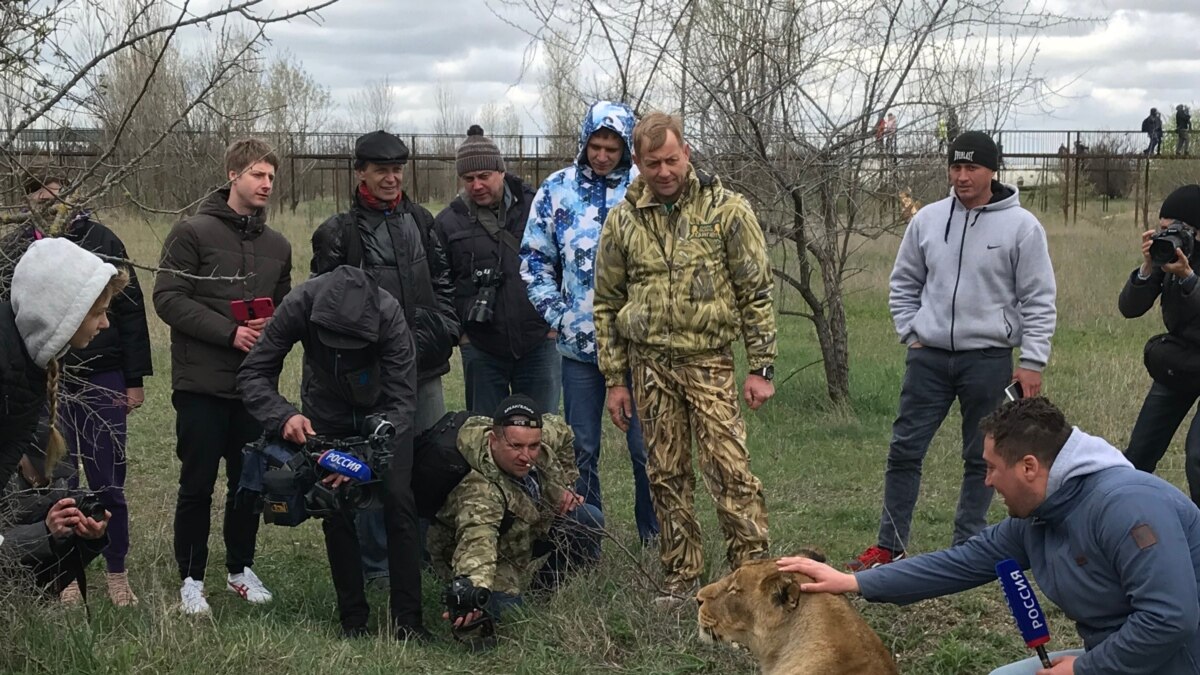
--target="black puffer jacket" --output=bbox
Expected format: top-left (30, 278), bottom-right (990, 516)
top-left (310, 192), bottom-right (458, 383)
top-left (0, 302), bottom-right (45, 487)
top-left (434, 174), bottom-right (549, 359)
top-left (153, 189), bottom-right (292, 399)
top-left (61, 215), bottom-right (153, 386)
top-left (237, 266), bottom-right (416, 447)
top-left (1119, 259), bottom-right (1200, 345)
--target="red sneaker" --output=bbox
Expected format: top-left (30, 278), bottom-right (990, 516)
top-left (846, 545), bottom-right (905, 572)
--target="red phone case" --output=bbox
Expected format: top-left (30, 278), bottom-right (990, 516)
top-left (231, 297), bottom-right (275, 322)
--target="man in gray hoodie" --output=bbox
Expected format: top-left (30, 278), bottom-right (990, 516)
top-left (850, 131), bottom-right (1057, 571)
top-left (782, 398), bottom-right (1200, 675)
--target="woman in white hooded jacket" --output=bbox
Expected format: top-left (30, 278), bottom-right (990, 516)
top-left (0, 237), bottom-right (127, 593)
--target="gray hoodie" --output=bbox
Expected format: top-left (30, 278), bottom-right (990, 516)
top-left (889, 182), bottom-right (1057, 370)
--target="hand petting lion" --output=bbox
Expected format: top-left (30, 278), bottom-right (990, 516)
top-left (697, 553), bottom-right (899, 675)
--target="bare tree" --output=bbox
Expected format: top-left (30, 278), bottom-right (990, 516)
top-left (499, 0), bottom-right (1079, 404)
top-left (540, 37), bottom-right (581, 156)
top-left (346, 76), bottom-right (396, 133)
top-left (431, 81), bottom-right (469, 154)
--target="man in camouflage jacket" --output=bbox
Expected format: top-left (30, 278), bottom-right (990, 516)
top-left (428, 395), bottom-right (603, 626)
top-left (594, 112), bottom-right (777, 606)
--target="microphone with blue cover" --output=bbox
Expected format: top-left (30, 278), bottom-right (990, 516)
top-left (996, 558), bottom-right (1053, 668)
top-left (317, 448), bottom-right (373, 482)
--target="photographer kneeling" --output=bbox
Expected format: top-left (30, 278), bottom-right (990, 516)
top-left (3, 445), bottom-right (109, 596)
top-left (237, 266), bottom-right (428, 640)
top-left (426, 395), bottom-right (602, 649)
top-left (1120, 184), bottom-right (1200, 506)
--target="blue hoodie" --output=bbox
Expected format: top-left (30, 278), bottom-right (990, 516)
top-left (520, 101), bottom-right (638, 363)
top-left (856, 429), bottom-right (1200, 674)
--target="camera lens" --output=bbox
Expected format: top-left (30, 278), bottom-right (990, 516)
top-left (1150, 236), bottom-right (1182, 266)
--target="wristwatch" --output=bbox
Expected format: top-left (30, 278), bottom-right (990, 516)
top-left (750, 365), bottom-right (775, 381)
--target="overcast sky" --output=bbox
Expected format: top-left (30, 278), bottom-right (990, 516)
top-left (214, 0), bottom-right (1200, 134)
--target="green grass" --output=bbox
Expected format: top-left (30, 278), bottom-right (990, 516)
top-left (1, 198), bottom-right (1179, 673)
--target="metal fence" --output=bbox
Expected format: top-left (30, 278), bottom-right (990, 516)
top-left (4, 127), bottom-right (1195, 224)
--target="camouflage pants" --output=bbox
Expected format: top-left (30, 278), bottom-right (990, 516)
top-left (630, 349), bottom-right (769, 586)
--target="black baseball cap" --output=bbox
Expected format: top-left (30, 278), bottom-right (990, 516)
top-left (492, 394), bottom-right (543, 428)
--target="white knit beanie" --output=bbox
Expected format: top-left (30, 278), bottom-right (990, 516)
top-left (11, 237), bottom-right (118, 368)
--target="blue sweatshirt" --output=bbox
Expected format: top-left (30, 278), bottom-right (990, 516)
top-left (857, 429), bottom-right (1200, 674)
top-left (890, 182), bottom-right (1057, 370)
top-left (520, 101), bottom-right (638, 363)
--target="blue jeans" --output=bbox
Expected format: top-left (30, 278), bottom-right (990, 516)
top-left (562, 357), bottom-right (659, 543)
top-left (988, 649), bottom-right (1085, 674)
top-left (461, 339), bottom-right (561, 415)
top-left (878, 346), bottom-right (1012, 552)
top-left (358, 377), bottom-right (445, 581)
top-left (1125, 380), bottom-right (1200, 505)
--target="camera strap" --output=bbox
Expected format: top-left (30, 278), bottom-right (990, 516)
top-left (475, 212), bottom-right (521, 255)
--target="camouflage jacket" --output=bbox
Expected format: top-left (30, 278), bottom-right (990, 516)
top-left (593, 166), bottom-right (777, 386)
top-left (427, 414), bottom-right (579, 596)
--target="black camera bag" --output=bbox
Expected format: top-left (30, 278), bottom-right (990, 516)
top-left (412, 410), bottom-right (474, 519)
top-left (1144, 332), bottom-right (1200, 395)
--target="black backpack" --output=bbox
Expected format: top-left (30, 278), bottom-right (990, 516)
top-left (412, 411), bottom-right (474, 519)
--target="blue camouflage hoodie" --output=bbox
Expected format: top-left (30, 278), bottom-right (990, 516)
top-left (520, 101), bottom-right (638, 363)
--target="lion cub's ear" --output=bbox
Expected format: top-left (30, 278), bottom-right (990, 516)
top-left (762, 571), bottom-right (802, 612)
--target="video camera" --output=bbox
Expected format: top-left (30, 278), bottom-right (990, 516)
top-left (1150, 220), bottom-right (1195, 267)
top-left (240, 413), bottom-right (396, 526)
top-left (444, 575), bottom-right (496, 650)
top-left (466, 267), bottom-right (503, 324)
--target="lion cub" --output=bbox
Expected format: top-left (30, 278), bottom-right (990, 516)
top-left (697, 555), bottom-right (898, 675)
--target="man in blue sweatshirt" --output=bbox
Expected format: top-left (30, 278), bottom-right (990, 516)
top-left (783, 397), bottom-right (1200, 675)
top-left (850, 131), bottom-right (1058, 571)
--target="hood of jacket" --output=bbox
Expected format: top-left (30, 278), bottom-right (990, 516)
top-left (575, 100), bottom-right (636, 183)
top-left (11, 237), bottom-right (118, 368)
top-left (1034, 427), bottom-right (1133, 522)
top-left (308, 266), bottom-right (382, 345)
top-left (623, 164), bottom-right (719, 210)
top-left (458, 415), bottom-right (507, 482)
top-left (197, 187), bottom-right (266, 237)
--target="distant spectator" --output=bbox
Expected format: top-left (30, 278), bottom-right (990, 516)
top-left (884, 112), bottom-right (898, 155)
top-left (1177, 105), bottom-right (1191, 156)
top-left (1143, 108), bottom-right (1164, 155)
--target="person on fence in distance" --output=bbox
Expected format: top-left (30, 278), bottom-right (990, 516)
top-left (1143, 107), bottom-right (1164, 156)
top-left (1177, 105), bottom-right (1192, 157)
top-left (782, 397), bottom-right (1200, 675)
top-left (849, 131), bottom-right (1057, 572)
top-left (311, 129), bottom-right (460, 585)
top-left (1121, 185), bottom-right (1200, 507)
top-left (593, 111), bottom-right (777, 606)
top-left (154, 138), bottom-right (292, 615)
top-left (0, 238), bottom-right (126, 597)
top-left (237, 266), bottom-right (429, 641)
top-left (24, 172), bottom-right (152, 607)
top-left (520, 100), bottom-right (659, 547)
top-left (427, 395), bottom-right (601, 647)
top-left (434, 128), bottom-right (560, 415)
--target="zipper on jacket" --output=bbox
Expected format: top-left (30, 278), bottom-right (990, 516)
top-left (948, 208), bottom-right (981, 351)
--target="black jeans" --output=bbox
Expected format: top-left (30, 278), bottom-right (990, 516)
top-left (1126, 380), bottom-right (1200, 506)
top-left (323, 436), bottom-right (423, 631)
top-left (171, 391), bottom-right (262, 581)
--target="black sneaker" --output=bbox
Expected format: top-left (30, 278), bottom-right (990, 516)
top-left (341, 625), bottom-right (370, 640)
top-left (393, 624), bottom-right (434, 644)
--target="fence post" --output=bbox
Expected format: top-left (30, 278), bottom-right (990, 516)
top-left (410, 135), bottom-right (419, 204)
top-left (1143, 156), bottom-right (1151, 227)
top-left (534, 136), bottom-right (540, 185)
top-left (1072, 131), bottom-right (1081, 225)
top-left (1133, 156), bottom-right (1142, 230)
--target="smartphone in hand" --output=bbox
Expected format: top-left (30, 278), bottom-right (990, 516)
top-left (230, 297), bottom-right (275, 323)
top-left (1004, 381), bottom-right (1024, 402)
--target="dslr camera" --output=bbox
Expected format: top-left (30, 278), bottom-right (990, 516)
top-left (1150, 220), bottom-right (1195, 266)
top-left (74, 491), bottom-right (106, 521)
top-left (466, 267), bottom-right (503, 324)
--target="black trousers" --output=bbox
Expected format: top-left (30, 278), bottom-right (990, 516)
top-left (171, 391), bottom-right (262, 581)
top-left (323, 434), bottom-right (423, 630)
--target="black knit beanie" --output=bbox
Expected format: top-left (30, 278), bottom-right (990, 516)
top-left (948, 131), bottom-right (999, 171)
top-left (1160, 185), bottom-right (1200, 228)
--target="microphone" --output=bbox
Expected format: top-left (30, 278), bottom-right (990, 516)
top-left (317, 449), bottom-right (373, 482)
top-left (996, 559), bottom-right (1053, 668)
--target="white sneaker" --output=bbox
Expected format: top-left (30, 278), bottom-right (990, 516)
top-left (227, 567), bottom-right (273, 604)
top-left (180, 577), bottom-right (210, 615)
